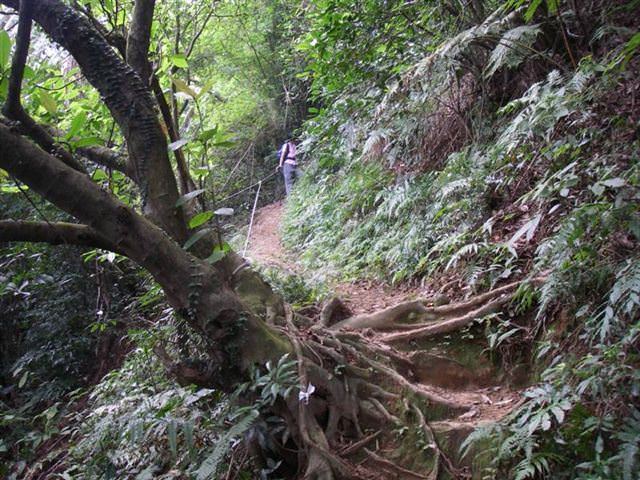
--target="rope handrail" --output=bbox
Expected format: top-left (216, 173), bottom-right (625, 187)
top-left (214, 170), bottom-right (278, 206)
top-left (242, 179), bottom-right (263, 257)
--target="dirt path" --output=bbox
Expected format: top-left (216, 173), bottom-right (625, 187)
top-left (244, 201), bottom-right (292, 271)
top-left (245, 201), bottom-right (431, 315)
top-left (244, 201), bottom-right (520, 429)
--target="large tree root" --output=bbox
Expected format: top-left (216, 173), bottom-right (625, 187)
top-left (262, 305), bottom-right (477, 479)
top-left (216, 278), bottom-right (546, 479)
top-left (330, 278), bottom-right (545, 335)
top-left (381, 293), bottom-right (511, 343)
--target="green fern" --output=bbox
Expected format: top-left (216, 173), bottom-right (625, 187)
top-left (485, 24), bottom-right (542, 78)
top-left (195, 410), bottom-right (259, 480)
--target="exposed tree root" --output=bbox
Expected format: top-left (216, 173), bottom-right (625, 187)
top-left (331, 278), bottom-right (545, 336)
top-left (232, 278), bottom-right (546, 478)
top-left (381, 293), bottom-right (511, 343)
top-left (330, 300), bottom-right (436, 330)
top-left (339, 430), bottom-right (381, 456)
top-left (320, 297), bottom-right (351, 327)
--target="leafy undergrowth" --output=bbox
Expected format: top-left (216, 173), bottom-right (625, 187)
top-left (0, 214), bottom-right (144, 478)
top-left (282, 3), bottom-right (640, 478)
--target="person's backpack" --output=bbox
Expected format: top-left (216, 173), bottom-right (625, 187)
top-left (277, 142), bottom-right (289, 160)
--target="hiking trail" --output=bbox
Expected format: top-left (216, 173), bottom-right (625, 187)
top-left (244, 201), bottom-right (523, 443)
top-left (244, 201), bottom-right (432, 316)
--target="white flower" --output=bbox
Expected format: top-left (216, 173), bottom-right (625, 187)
top-left (298, 383), bottom-right (316, 405)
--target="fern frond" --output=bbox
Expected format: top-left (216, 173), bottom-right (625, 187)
top-left (485, 24), bottom-right (542, 78)
top-left (195, 410), bottom-right (259, 480)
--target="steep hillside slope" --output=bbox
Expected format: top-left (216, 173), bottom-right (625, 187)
top-left (283, 2), bottom-right (640, 478)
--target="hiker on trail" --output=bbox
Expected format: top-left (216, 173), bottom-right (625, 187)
top-left (276, 138), bottom-right (300, 196)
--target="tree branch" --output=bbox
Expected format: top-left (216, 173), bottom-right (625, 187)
top-left (77, 3), bottom-right (126, 57)
top-left (0, 0), bottom-right (187, 241)
top-left (1, 0), bottom-right (86, 173)
top-left (0, 220), bottom-right (120, 252)
top-left (151, 76), bottom-right (196, 196)
top-left (0, 122), bottom-right (192, 301)
top-left (77, 145), bottom-right (129, 174)
top-left (126, 0), bottom-right (155, 84)
top-left (3, 0), bottom-right (31, 114)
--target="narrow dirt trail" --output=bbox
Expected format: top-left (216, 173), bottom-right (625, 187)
top-left (244, 201), bottom-right (521, 432)
top-left (245, 201), bottom-right (431, 315)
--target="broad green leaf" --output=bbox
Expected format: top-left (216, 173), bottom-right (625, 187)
top-left (211, 140), bottom-right (235, 148)
top-left (171, 76), bottom-right (197, 98)
top-left (67, 111), bottom-right (87, 139)
top-left (176, 189), bottom-right (205, 207)
top-left (188, 211), bottom-right (214, 229)
top-left (0, 77), bottom-right (8, 99)
top-left (192, 167), bottom-right (210, 179)
top-left (39, 91), bottom-right (57, 115)
top-left (92, 169), bottom-right (108, 181)
top-left (206, 242), bottom-right (231, 264)
top-left (195, 78), bottom-right (215, 99)
top-left (206, 249), bottom-right (226, 264)
top-left (73, 136), bottom-right (102, 148)
top-left (0, 30), bottom-right (10, 70)
top-left (199, 126), bottom-right (219, 142)
top-left (171, 54), bottom-right (188, 69)
top-left (183, 228), bottom-right (212, 250)
top-left (22, 64), bottom-right (34, 79)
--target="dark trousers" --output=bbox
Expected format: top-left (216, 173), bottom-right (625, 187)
top-left (283, 163), bottom-right (301, 195)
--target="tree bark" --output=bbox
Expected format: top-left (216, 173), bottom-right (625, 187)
top-left (0, 220), bottom-right (118, 252)
top-left (126, 0), bottom-right (155, 84)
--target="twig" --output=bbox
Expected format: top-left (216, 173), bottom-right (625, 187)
top-left (364, 448), bottom-right (430, 479)
top-left (3, 0), bottom-right (33, 115)
top-left (339, 430), bottom-right (381, 456)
